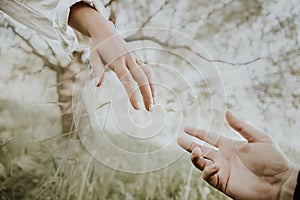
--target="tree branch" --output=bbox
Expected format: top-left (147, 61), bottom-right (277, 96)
top-left (140, 0), bottom-right (169, 29)
top-left (6, 19), bottom-right (61, 73)
top-left (125, 33), bottom-right (261, 66)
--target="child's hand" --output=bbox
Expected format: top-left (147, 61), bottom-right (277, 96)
top-left (69, 2), bottom-right (155, 111)
top-left (89, 20), bottom-right (155, 111)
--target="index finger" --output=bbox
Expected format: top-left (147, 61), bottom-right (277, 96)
top-left (184, 126), bottom-right (226, 147)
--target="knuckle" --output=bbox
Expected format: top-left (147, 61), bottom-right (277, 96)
top-left (121, 75), bottom-right (133, 83)
top-left (202, 172), bottom-right (209, 181)
top-left (125, 55), bottom-right (136, 65)
top-left (111, 59), bottom-right (126, 69)
top-left (142, 67), bottom-right (152, 77)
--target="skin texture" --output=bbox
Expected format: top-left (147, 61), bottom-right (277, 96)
top-left (68, 2), bottom-right (155, 111)
top-left (178, 111), bottom-right (299, 200)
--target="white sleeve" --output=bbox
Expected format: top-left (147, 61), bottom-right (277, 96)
top-left (54, 0), bottom-right (109, 55)
top-left (0, 0), bottom-right (108, 55)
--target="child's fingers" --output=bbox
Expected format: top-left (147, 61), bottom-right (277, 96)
top-left (139, 64), bottom-right (156, 103)
top-left (126, 59), bottom-right (153, 111)
top-left (114, 65), bottom-right (140, 110)
top-left (90, 50), bottom-right (105, 87)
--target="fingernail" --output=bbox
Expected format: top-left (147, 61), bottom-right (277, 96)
top-left (195, 147), bottom-right (202, 154)
top-left (212, 164), bottom-right (217, 169)
top-left (212, 164), bottom-right (219, 170)
top-left (148, 103), bottom-right (153, 112)
top-left (94, 77), bottom-right (99, 87)
top-left (134, 102), bottom-right (140, 110)
top-left (153, 97), bottom-right (156, 105)
top-left (228, 111), bottom-right (240, 121)
top-left (136, 58), bottom-right (142, 65)
top-left (193, 147), bottom-right (201, 156)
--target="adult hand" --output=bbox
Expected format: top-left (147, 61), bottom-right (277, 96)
top-left (178, 111), bottom-right (299, 200)
top-left (69, 2), bottom-right (155, 111)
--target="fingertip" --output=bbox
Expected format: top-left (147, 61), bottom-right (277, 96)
top-left (184, 126), bottom-right (192, 133)
top-left (133, 102), bottom-right (140, 110)
top-left (192, 147), bottom-right (202, 156)
top-left (226, 110), bottom-right (239, 122)
top-left (214, 164), bottom-right (220, 171)
top-left (226, 111), bottom-right (247, 133)
top-left (143, 97), bottom-right (152, 112)
top-left (225, 110), bottom-right (231, 119)
top-left (148, 103), bottom-right (153, 112)
top-left (136, 59), bottom-right (142, 65)
top-left (177, 137), bottom-right (189, 150)
top-left (152, 90), bottom-right (157, 97)
top-left (94, 77), bottom-right (100, 87)
top-left (129, 93), bottom-right (140, 110)
top-left (177, 136), bottom-right (184, 146)
top-left (96, 82), bottom-right (102, 87)
top-left (211, 164), bottom-right (220, 175)
top-left (96, 75), bottom-right (105, 87)
top-left (96, 80), bottom-right (103, 87)
top-left (209, 164), bottom-right (217, 171)
top-left (191, 148), bottom-right (203, 163)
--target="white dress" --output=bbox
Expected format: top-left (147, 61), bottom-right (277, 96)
top-left (0, 0), bottom-right (108, 55)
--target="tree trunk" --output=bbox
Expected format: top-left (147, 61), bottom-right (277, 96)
top-left (56, 52), bottom-right (84, 134)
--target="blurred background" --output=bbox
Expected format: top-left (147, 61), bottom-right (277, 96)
top-left (0, 0), bottom-right (300, 199)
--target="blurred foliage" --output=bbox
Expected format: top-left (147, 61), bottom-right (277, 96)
top-left (0, 132), bottom-right (229, 200)
top-left (1, 0), bottom-right (300, 199)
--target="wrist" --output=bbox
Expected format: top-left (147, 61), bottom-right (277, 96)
top-left (279, 164), bottom-right (299, 200)
top-left (88, 18), bottom-right (116, 42)
top-left (69, 1), bottom-right (115, 39)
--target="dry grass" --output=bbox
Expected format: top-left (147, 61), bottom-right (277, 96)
top-left (0, 101), bottom-right (230, 200)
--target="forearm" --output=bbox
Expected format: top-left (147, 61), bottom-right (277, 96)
top-left (68, 1), bottom-right (116, 40)
top-left (279, 164), bottom-right (300, 200)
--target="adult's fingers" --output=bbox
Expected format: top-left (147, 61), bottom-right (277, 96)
top-left (126, 59), bottom-right (153, 111)
top-left (177, 137), bottom-right (217, 160)
top-left (114, 65), bottom-right (140, 110)
top-left (226, 111), bottom-right (272, 143)
top-left (89, 50), bottom-right (105, 87)
top-left (202, 164), bottom-right (220, 187)
top-left (191, 147), bottom-right (213, 171)
top-left (184, 126), bottom-right (226, 147)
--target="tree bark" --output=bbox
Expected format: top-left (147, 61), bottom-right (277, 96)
top-left (56, 52), bottom-right (84, 134)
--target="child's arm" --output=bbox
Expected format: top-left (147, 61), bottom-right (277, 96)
top-left (69, 2), bottom-right (155, 111)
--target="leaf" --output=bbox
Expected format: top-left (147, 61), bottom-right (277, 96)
top-left (89, 163), bottom-right (95, 184)
top-left (51, 154), bottom-right (58, 172)
top-left (95, 102), bottom-right (111, 111)
top-left (0, 137), bottom-right (16, 148)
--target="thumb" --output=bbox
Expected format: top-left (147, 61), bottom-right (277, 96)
top-left (226, 111), bottom-right (272, 143)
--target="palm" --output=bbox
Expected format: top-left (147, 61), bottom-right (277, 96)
top-left (178, 111), bottom-right (292, 200)
top-left (217, 140), bottom-right (291, 199)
